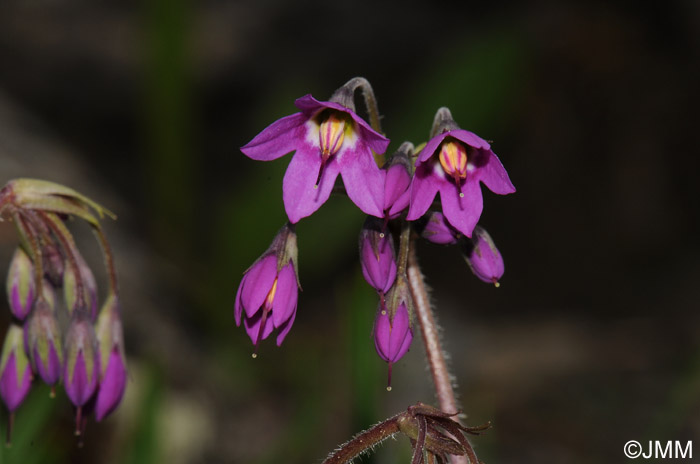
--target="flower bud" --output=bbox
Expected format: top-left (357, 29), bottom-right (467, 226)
top-left (6, 247), bottom-right (35, 321)
top-left (24, 297), bottom-right (63, 387)
top-left (235, 224), bottom-right (300, 351)
top-left (462, 225), bottom-right (504, 286)
top-left (419, 211), bottom-right (461, 245)
top-left (63, 253), bottom-right (98, 321)
top-left (0, 324), bottom-right (33, 412)
top-left (359, 217), bottom-right (397, 300)
top-left (63, 317), bottom-right (100, 409)
top-left (382, 144), bottom-right (412, 219)
top-left (94, 294), bottom-right (127, 421)
top-left (42, 241), bottom-right (65, 287)
top-left (374, 276), bottom-right (414, 389)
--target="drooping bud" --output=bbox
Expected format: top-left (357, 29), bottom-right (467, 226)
top-left (382, 143), bottom-right (413, 219)
top-left (0, 324), bottom-right (33, 413)
top-left (63, 253), bottom-right (98, 321)
top-left (6, 247), bottom-right (35, 321)
top-left (24, 297), bottom-right (63, 387)
top-left (235, 224), bottom-right (300, 352)
top-left (374, 275), bottom-right (414, 390)
top-left (94, 293), bottom-right (127, 421)
top-left (462, 225), bottom-right (504, 286)
top-left (63, 315), bottom-right (100, 429)
top-left (359, 217), bottom-right (397, 305)
top-left (419, 211), bottom-right (461, 245)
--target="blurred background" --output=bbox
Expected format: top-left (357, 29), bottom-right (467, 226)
top-left (0, 0), bottom-right (699, 463)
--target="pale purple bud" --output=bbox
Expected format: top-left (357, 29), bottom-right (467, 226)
top-left (24, 298), bottom-right (63, 386)
top-left (6, 247), bottom-right (35, 320)
top-left (235, 224), bottom-right (299, 352)
top-left (94, 294), bottom-right (127, 421)
top-left (63, 253), bottom-right (98, 321)
top-left (359, 217), bottom-right (397, 296)
top-left (463, 225), bottom-right (504, 286)
top-left (0, 324), bottom-right (33, 412)
top-left (420, 211), bottom-right (461, 245)
top-left (63, 317), bottom-right (100, 408)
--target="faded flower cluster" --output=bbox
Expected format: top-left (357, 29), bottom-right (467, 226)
top-left (236, 77), bottom-right (514, 387)
top-left (0, 179), bottom-right (126, 442)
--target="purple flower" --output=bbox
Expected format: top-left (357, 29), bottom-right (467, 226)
top-left (241, 94), bottom-right (390, 223)
top-left (381, 144), bottom-right (413, 219)
top-left (95, 294), bottom-right (127, 421)
top-left (6, 247), bottom-right (35, 321)
top-left (406, 111), bottom-right (514, 237)
top-left (420, 211), bottom-right (461, 245)
top-left (463, 226), bottom-right (504, 286)
top-left (359, 218), bottom-right (397, 302)
top-left (235, 225), bottom-right (299, 350)
top-left (24, 298), bottom-right (63, 386)
top-left (0, 324), bottom-right (33, 412)
top-left (374, 302), bottom-right (413, 390)
top-left (63, 317), bottom-right (100, 409)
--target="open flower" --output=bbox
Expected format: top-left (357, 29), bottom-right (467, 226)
top-left (235, 224), bottom-right (299, 351)
top-left (407, 109), bottom-right (515, 237)
top-left (241, 92), bottom-right (390, 223)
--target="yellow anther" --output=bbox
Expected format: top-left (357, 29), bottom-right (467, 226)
top-left (264, 278), bottom-right (278, 309)
top-left (319, 113), bottom-right (346, 161)
top-left (438, 140), bottom-right (468, 183)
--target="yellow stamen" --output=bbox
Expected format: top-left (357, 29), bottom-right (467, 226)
top-left (319, 113), bottom-right (346, 162)
top-left (264, 278), bottom-right (278, 309)
top-left (438, 140), bottom-right (468, 184)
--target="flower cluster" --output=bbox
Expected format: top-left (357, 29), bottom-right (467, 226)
top-left (237, 77), bottom-right (514, 387)
top-left (0, 179), bottom-right (126, 442)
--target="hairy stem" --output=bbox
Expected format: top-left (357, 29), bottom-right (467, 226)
top-left (323, 415), bottom-right (401, 464)
top-left (407, 244), bottom-right (469, 464)
top-left (15, 212), bottom-right (44, 296)
top-left (396, 220), bottom-right (411, 276)
top-left (92, 226), bottom-right (119, 296)
top-left (330, 77), bottom-right (382, 133)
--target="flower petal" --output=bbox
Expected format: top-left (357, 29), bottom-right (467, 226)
top-left (439, 178), bottom-right (483, 238)
top-left (374, 311), bottom-right (392, 362)
top-left (338, 143), bottom-right (385, 217)
top-left (240, 112), bottom-right (308, 161)
top-left (406, 164), bottom-right (441, 221)
top-left (272, 263), bottom-right (298, 327)
top-left (95, 347), bottom-right (127, 421)
top-left (450, 129), bottom-right (491, 151)
top-left (275, 308), bottom-right (297, 346)
top-left (240, 255), bottom-right (277, 318)
top-left (243, 311), bottom-right (275, 345)
top-left (387, 304), bottom-right (410, 361)
top-left (384, 163), bottom-right (411, 212)
top-left (475, 149), bottom-right (516, 195)
top-left (416, 132), bottom-right (448, 163)
top-left (282, 146), bottom-right (341, 223)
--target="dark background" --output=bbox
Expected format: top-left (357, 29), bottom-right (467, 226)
top-left (0, 1), bottom-right (699, 463)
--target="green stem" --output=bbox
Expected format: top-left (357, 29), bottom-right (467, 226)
top-left (92, 226), bottom-right (119, 296)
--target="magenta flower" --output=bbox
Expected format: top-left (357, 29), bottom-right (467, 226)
top-left (381, 146), bottom-right (412, 220)
top-left (420, 211), bottom-right (461, 245)
top-left (407, 110), bottom-right (515, 237)
top-left (95, 294), bottom-right (127, 421)
top-left (6, 248), bottom-right (35, 321)
top-left (374, 302), bottom-right (413, 389)
top-left (0, 324), bottom-right (33, 412)
top-left (359, 218), bottom-right (397, 304)
top-left (63, 317), bottom-right (100, 410)
top-left (241, 94), bottom-right (390, 223)
top-left (463, 226), bottom-right (504, 286)
top-left (235, 224), bottom-right (299, 351)
top-left (25, 298), bottom-right (63, 386)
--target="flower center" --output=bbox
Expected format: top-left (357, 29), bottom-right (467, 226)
top-left (319, 113), bottom-right (347, 163)
top-left (438, 140), bottom-right (468, 186)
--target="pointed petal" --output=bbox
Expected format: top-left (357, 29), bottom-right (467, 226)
top-left (439, 178), bottom-right (483, 238)
top-left (243, 311), bottom-right (275, 344)
top-left (240, 113), bottom-right (308, 161)
top-left (338, 143), bottom-right (385, 217)
top-left (272, 263), bottom-right (298, 327)
top-left (388, 304), bottom-right (410, 361)
top-left (417, 132), bottom-right (449, 163)
top-left (282, 147), bottom-right (340, 223)
top-left (240, 255), bottom-right (277, 318)
top-left (275, 308), bottom-right (297, 346)
top-left (475, 149), bottom-right (516, 195)
top-left (0, 353), bottom-right (32, 412)
top-left (374, 311), bottom-right (392, 362)
top-left (395, 327), bottom-right (413, 361)
top-left (406, 165), bottom-right (441, 221)
top-left (95, 348), bottom-right (127, 421)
